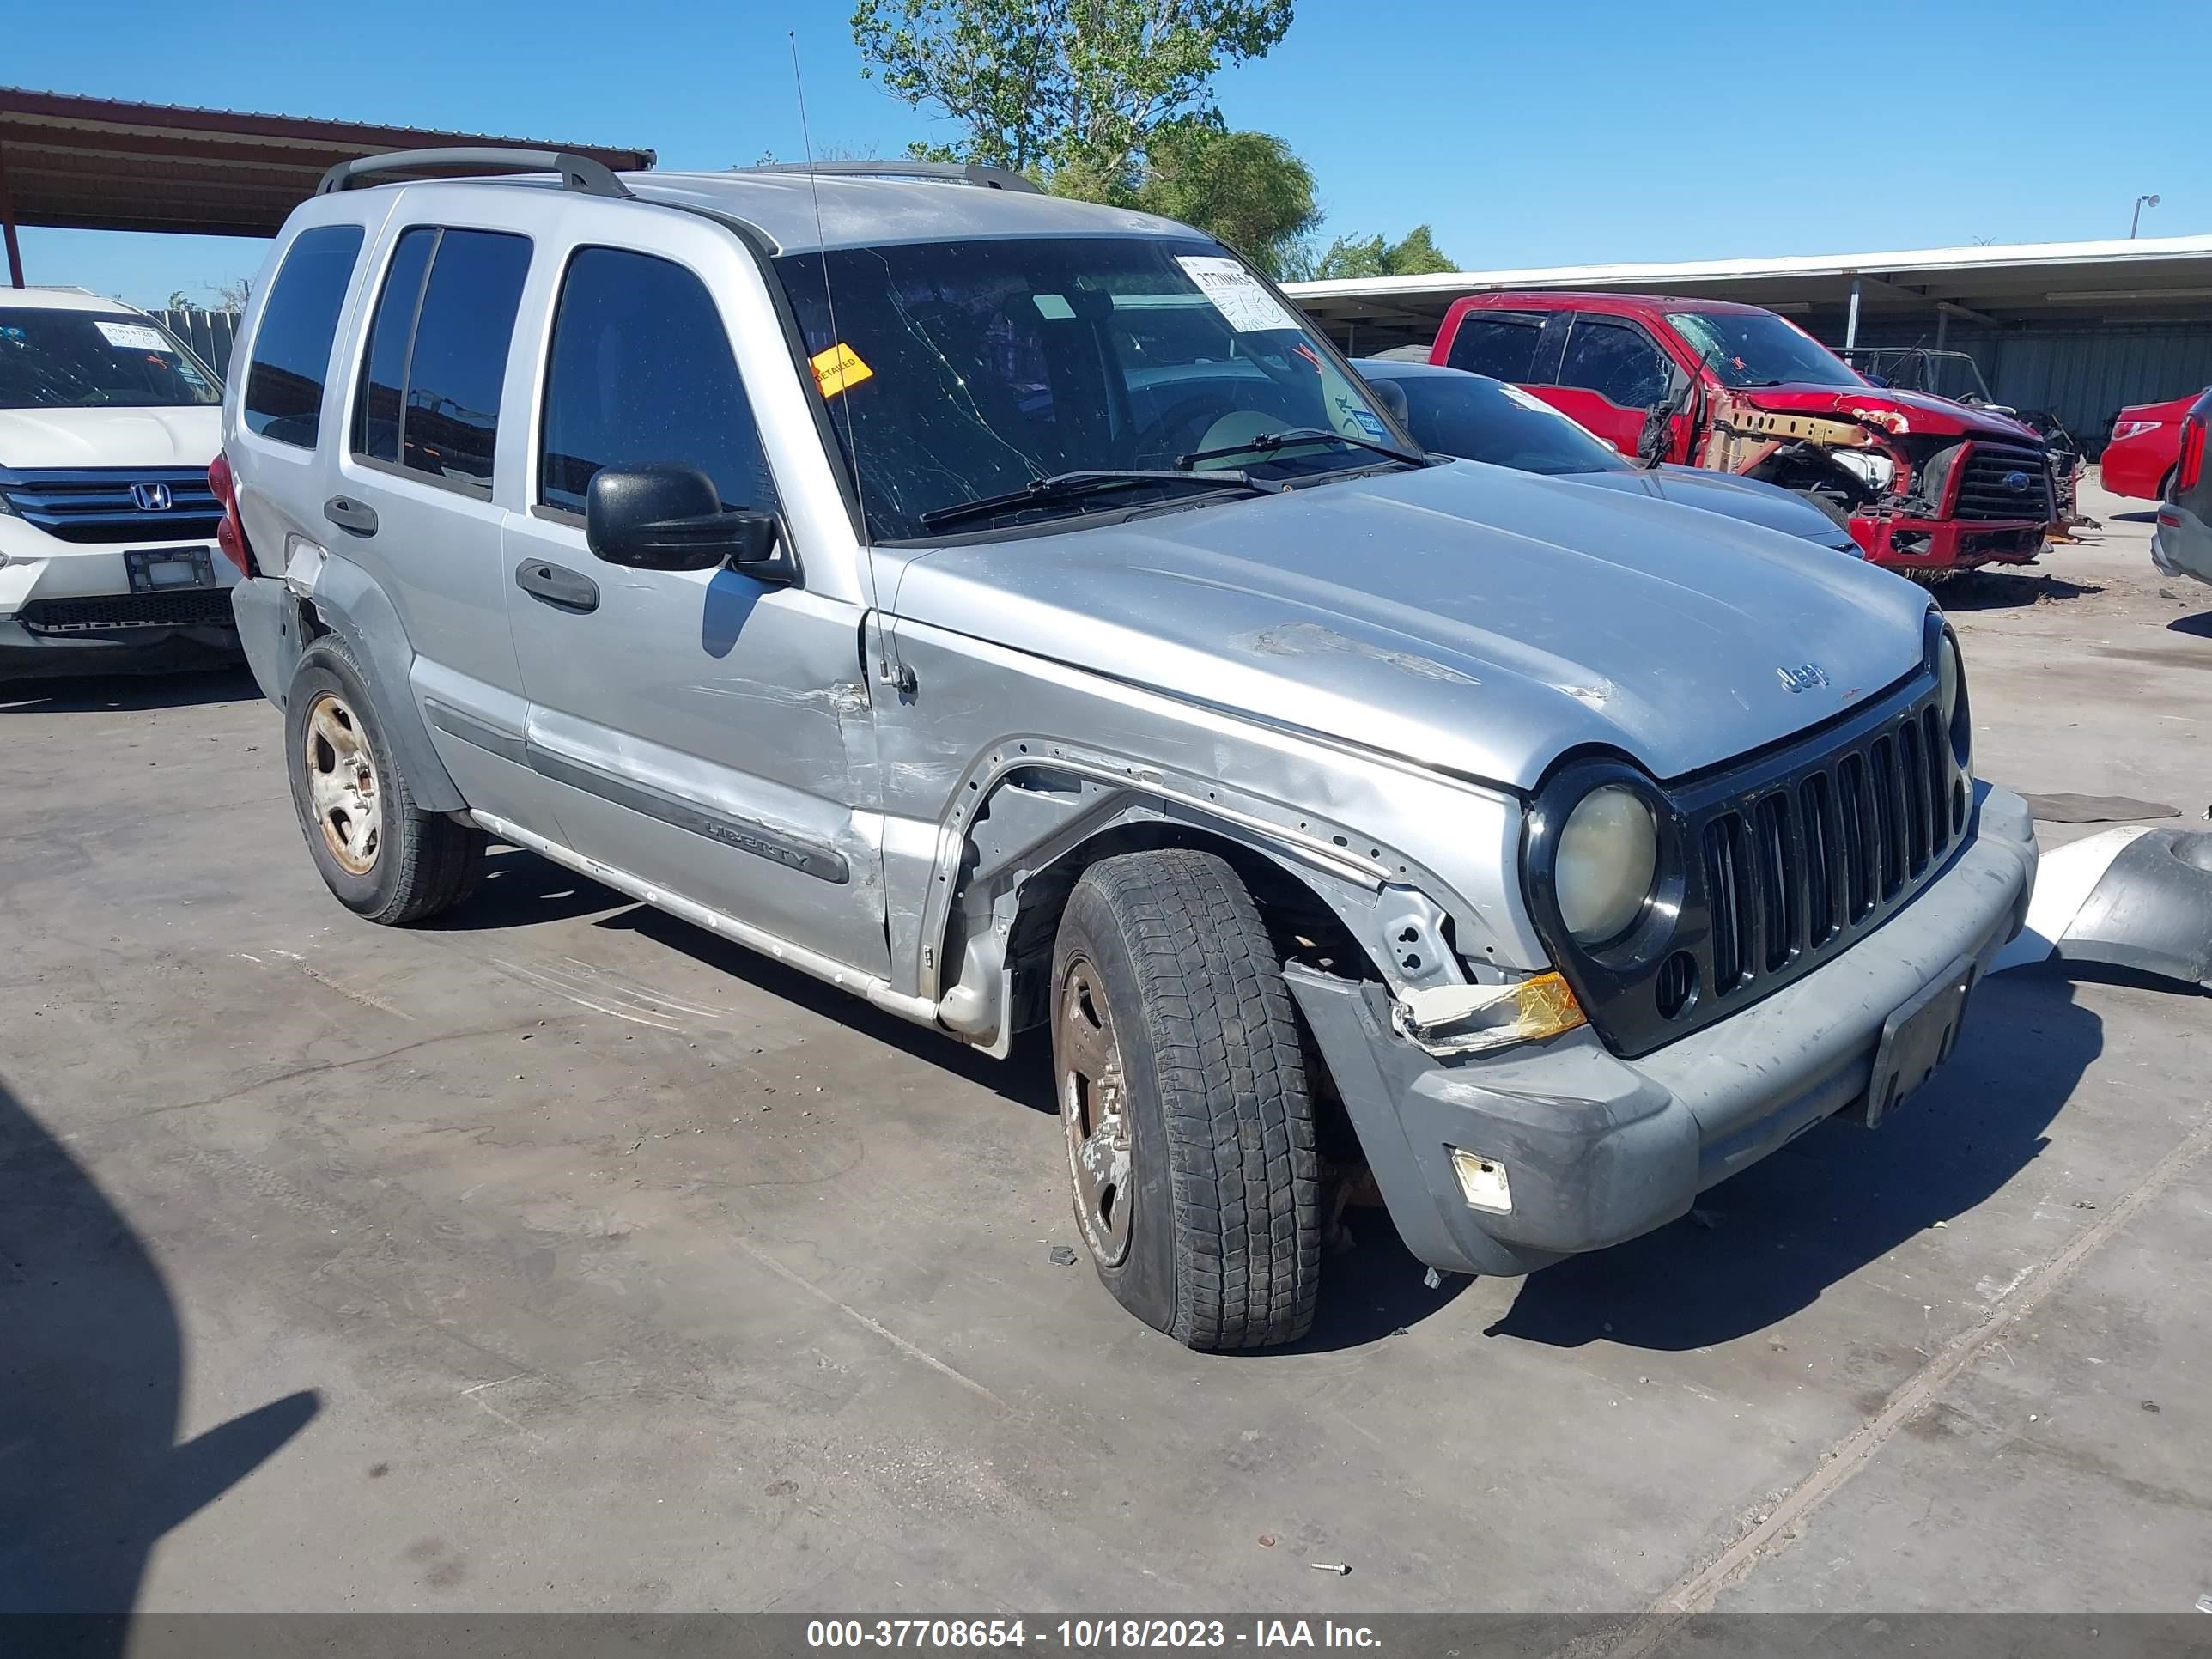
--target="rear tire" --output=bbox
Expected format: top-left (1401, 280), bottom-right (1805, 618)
top-left (285, 636), bottom-right (483, 926)
top-left (1051, 849), bottom-right (1321, 1350)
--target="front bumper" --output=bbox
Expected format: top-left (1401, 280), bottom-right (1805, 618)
top-left (1850, 514), bottom-right (2045, 573)
top-left (0, 617), bottom-right (240, 682)
top-left (1288, 783), bottom-right (2039, 1278)
top-left (0, 529), bottom-right (240, 683)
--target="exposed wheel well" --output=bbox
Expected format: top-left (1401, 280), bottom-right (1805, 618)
top-left (996, 821), bottom-right (1382, 1167)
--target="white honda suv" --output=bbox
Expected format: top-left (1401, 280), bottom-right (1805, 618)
top-left (0, 285), bottom-right (237, 684)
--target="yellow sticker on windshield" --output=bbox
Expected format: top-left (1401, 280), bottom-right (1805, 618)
top-left (811, 343), bottom-right (873, 398)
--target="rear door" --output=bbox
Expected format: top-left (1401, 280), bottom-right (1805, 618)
top-left (1543, 314), bottom-right (1677, 457)
top-left (500, 234), bottom-right (887, 975)
top-left (328, 210), bottom-right (562, 831)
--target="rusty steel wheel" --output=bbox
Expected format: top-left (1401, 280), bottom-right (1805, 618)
top-left (1056, 953), bottom-right (1135, 1268)
top-left (284, 636), bottom-right (483, 926)
top-left (303, 690), bottom-right (381, 875)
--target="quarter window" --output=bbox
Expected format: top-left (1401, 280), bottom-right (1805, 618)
top-left (243, 224), bottom-right (364, 447)
top-left (538, 247), bottom-right (775, 516)
top-left (348, 227), bottom-right (532, 489)
top-left (1557, 319), bottom-right (1672, 410)
top-left (1444, 312), bottom-right (1546, 381)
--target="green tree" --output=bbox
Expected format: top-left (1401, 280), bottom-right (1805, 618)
top-left (851, 0), bottom-right (1295, 179)
top-left (1295, 223), bottom-right (1457, 281)
top-left (1128, 126), bottom-right (1318, 277)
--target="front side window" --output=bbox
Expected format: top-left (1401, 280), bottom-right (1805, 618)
top-left (243, 223), bottom-right (364, 445)
top-left (1557, 319), bottom-right (1672, 410)
top-left (348, 226), bottom-right (531, 488)
top-left (0, 307), bottom-right (220, 411)
top-left (1389, 372), bottom-right (1629, 476)
top-left (538, 247), bottom-right (775, 516)
top-left (1444, 312), bottom-right (1547, 381)
top-left (775, 235), bottom-right (1410, 540)
top-left (1667, 309), bottom-right (1863, 390)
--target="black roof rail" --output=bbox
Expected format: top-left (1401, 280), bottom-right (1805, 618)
top-left (738, 160), bottom-right (1041, 196)
top-left (315, 148), bottom-right (635, 200)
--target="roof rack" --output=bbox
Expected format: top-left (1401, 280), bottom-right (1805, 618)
top-left (738, 160), bottom-right (1041, 196)
top-left (315, 147), bottom-right (635, 200)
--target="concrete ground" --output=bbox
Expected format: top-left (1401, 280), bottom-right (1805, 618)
top-left (1, 482), bottom-right (2205, 1620)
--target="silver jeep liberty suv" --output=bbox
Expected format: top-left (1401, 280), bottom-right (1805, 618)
top-left (220, 150), bottom-right (2038, 1348)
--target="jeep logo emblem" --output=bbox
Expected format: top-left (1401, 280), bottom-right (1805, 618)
top-left (1777, 662), bottom-right (1831, 693)
top-left (131, 482), bottom-right (174, 511)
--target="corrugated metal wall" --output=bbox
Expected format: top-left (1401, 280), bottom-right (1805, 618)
top-left (155, 307), bottom-right (240, 379)
top-left (1814, 317), bottom-right (2212, 451)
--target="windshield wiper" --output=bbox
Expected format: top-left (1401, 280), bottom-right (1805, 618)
top-left (1176, 426), bottom-right (1427, 471)
top-left (917, 468), bottom-right (1267, 532)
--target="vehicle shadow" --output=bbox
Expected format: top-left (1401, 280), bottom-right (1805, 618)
top-left (2168, 611), bottom-right (2212, 639)
top-left (417, 842), bottom-right (642, 931)
top-left (2111, 509), bottom-right (2160, 524)
top-left (0, 1077), bottom-right (319, 1620)
top-left (1937, 571), bottom-right (2101, 611)
top-left (0, 664), bottom-right (260, 715)
top-left (1485, 968), bottom-right (2101, 1352)
top-left (597, 896), bottom-right (1062, 1117)
top-left (600, 896), bottom-right (1467, 1349)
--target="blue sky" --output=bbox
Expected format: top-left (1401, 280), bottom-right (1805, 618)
top-left (10, 0), bottom-right (2203, 309)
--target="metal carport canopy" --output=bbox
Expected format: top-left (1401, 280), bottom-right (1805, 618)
top-left (0, 86), bottom-right (655, 283)
top-left (1285, 234), bottom-right (2212, 348)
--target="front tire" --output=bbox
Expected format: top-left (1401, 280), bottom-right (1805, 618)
top-left (284, 637), bottom-right (483, 925)
top-left (1051, 850), bottom-right (1320, 1350)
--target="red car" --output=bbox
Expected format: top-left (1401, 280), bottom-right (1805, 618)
top-left (1430, 292), bottom-right (2057, 574)
top-left (2101, 392), bottom-right (2206, 501)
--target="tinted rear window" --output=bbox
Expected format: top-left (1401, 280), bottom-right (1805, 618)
top-left (343, 227), bottom-right (531, 489)
top-left (1391, 373), bottom-right (1627, 476)
top-left (1444, 312), bottom-right (1545, 380)
top-left (243, 224), bottom-right (365, 447)
top-left (352, 227), bottom-right (437, 465)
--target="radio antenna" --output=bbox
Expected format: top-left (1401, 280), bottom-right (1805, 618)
top-left (788, 31), bottom-right (873, 563)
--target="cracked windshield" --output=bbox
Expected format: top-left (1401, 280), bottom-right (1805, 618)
top-left (775, 235), bottom-right (1410, 540)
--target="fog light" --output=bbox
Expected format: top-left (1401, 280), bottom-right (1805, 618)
top-left (1450, 1148), bottom-right (1512, 1214)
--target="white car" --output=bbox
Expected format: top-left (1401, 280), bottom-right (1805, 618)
top-left (0, 286), bottom-right (236, 684)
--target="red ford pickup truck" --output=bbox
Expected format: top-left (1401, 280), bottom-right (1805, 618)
top-left (1430, 292), bottom-right (2057, 574)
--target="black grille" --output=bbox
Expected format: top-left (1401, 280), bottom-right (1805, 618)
top-left (1693, 696), bottom-right (1956, 1015)
top-left (1532, 649), bottom-right (1966, 1061)
top-left (0, 467), bottom-right (222, 544)
top-left (19, 591), bottom-right (235, 634)
top-left (1951, 442), bottom-right (2051, 523)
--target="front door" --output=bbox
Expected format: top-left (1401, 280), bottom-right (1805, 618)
top-left (500, 242), bottom-right (887, 975)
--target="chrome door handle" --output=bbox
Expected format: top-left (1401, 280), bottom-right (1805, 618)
top-left (514, 559), bottom-right (599, 613)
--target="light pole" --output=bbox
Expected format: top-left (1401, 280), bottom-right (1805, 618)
top-left (2131, 193), bottom-right (2161, 238)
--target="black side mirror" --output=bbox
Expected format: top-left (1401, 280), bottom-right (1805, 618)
top-left (1363, 376), bottom-right (1411, 429)
top-left (585, 465), bottom-right (782, 575)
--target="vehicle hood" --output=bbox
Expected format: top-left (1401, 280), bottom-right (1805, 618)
top-left (1737, 384), bottom-right (2041, 443)
top-left (890, 460), bottom-right (1929, 791)
top-left (0, 406), bottom-right (222, 470)
top-left (1563, 465), bottom-right (1859, 551)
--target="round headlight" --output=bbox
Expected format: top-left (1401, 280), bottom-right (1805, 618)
top-left (1937, 633), bottom-right (1960, 726)
top-left (1555, 784), bottom-right (1660, 944)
